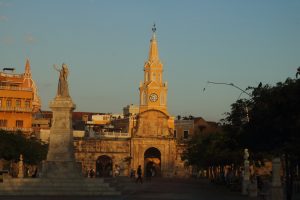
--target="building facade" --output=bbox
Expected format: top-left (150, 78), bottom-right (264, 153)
top-left (0, 59), bottom-right (41, 135)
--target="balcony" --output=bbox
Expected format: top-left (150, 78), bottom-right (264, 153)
top-left (0, 127), bottom-right (32, 132)
top-left (99, 131), bottom-right (131, 138)
top-left (0, 85), bottom-right (32, 91)
top-left (0, 107), bottom-right (32, 112)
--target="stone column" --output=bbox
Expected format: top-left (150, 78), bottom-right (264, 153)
top-left (242, 149), bottom-right (250, 195)
top-left (270, 157), bottom-right (283, 200)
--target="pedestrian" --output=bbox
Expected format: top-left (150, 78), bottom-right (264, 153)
top-left (151, 167), bottom-right (155, 177)
top-left (114, 164), bottom-right (120, 177)
top-left (31, 168), bottom-right (38, 178)
top-left (130, 169), bottom-right (135, 179)
top-left (89, 168), bottom-right (95, 178)
top-left (136, 165), bottom-right (143, 184)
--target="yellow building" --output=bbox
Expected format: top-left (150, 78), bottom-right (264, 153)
top-left (0, 59), bottom-right (41, 135)
top-left (131, 24), bottom-right (176, 176)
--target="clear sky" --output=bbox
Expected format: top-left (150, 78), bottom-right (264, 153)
top-left (1, 0), bottom-right (299, 122)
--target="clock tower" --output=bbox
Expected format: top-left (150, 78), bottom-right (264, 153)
top-left (139, 24), bottom-right (168, 115)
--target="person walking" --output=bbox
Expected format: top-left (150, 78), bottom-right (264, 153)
top-left (130, 169), bottom-right (135, 179)
top-left (136, 165), bottom-right (143, 184)
top-left (114, 164), bottom-right (120, 177)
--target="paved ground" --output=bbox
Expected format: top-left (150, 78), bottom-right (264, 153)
top-left (1, 177), bottom-right (299, 200)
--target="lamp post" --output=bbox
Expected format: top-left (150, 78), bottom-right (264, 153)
top-left (205, 81), bottom-right (251, 96)
top-left (204, 81), bottom-right (252, 194)
top-left (204, 81), bottom-right (251, 122)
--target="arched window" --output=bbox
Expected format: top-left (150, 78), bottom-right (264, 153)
top-left (152, 72), bottom-right (156, 81)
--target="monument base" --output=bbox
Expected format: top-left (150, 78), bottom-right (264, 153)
top-left (42, 161), bottom-right (82, 179)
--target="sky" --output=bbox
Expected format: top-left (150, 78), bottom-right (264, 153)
top-left (1, 0), bottom-right (299, 122)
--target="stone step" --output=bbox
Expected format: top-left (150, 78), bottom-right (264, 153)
top-left (0, 191), bottom-right (120, 196)
top-left (2, 182), bottom-right (110, 187)
top-left (0, 189), bottom-right (121, 196)
top-left (0, 178), bottom-right (121, 196)
top-left (3, 178), bottom-right (105, 183)
top-left (0, 186), bottom-right (116, 191)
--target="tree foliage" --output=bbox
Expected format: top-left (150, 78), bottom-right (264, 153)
top-left (182, 129), bottom-right (243, 169)
top-left (183, 77), bottom-right (300, 171)
top-left (244, 78), bottom-right (300, 157)
top-left (0, 130), bottom-right (48, 164)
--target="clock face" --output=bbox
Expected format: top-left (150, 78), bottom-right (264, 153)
top-left (149, 93), bottom-right (158, 102)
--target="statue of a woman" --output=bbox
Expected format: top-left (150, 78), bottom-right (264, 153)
top-left (53, 63), bottom-right (69, 97)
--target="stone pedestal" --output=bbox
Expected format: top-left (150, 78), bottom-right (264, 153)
top-left (242, 160), bottom-right (250, 195)
top-left (270, 157), bottom-right (283, 200)
top-left (42, 97), bottom-right (81, 178)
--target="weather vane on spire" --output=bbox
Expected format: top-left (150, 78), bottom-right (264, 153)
top-left (152, 23), bottom-right (156, 33)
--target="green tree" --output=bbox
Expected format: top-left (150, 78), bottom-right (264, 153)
top-left (242, 78), bottom-right (300, 200)
top-left (0, 130), bottom-right (48, 164)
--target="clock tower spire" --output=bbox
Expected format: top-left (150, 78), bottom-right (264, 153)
top-left (139, 24), bottom-right (168, 114)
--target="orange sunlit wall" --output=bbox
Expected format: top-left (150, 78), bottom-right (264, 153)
top-left (0, 59), bottom-right (41, 135)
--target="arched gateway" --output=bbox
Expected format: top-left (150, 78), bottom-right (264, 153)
top-left (96, 155), bottom-right (112, 177)
top-left (144, 147), bottom-right (161, 177)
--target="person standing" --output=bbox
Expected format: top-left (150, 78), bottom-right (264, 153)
top-left (130, 169), bottom-right (135, 179)
top-left (114, 164), bottom-right (120, 177)
top-left (136, 165), bottom-right (143, 184)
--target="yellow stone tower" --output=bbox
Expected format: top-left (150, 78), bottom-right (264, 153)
top-left (131, 25), bottom-right (176, 177)
top-left (139, 24), bottom-right (168, 115)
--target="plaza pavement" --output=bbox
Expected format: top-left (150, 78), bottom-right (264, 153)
top-left (0, 177), bottom-right (262, 200)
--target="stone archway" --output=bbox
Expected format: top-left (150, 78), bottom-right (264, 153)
top-left (144, 147), bottom-right (161, 177)
top-left (96, 155), bottom-right (112, 177)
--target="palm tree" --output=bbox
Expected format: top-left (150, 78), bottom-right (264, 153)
top-left (296, 67), bottom-right (300, 78)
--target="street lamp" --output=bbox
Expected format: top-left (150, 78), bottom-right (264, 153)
top-left (296, 66), bottom-right (300, 78)
top-left (204, 81), bottom-right (251, 122)
top-left (204, 81), bottom-right (251, 97)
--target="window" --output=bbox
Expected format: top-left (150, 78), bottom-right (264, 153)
top-left (0, 120), bottom-right (7, 127)
top-left (16, 99), bottom-right (21, 108)
top-left (16, 120), bottom-right (23, 128)
top-left (174, 130), bottom-right (177, 138)
top-left (183, 130), bottom-right (189, 139)
top-left (6, 99), bottom-right (12, 108)
top-left (25, 100), bottom-right (30, 108)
